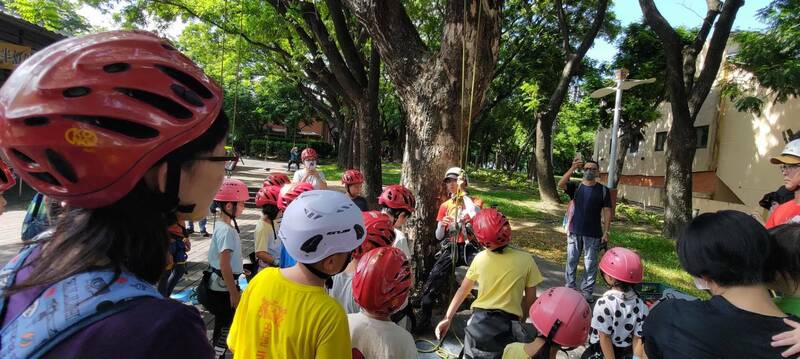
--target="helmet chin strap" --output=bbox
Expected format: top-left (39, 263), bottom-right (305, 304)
top-left (165, 158), bottom-right (197, 215)
top-left (219, 203), bottom-right (241, 233)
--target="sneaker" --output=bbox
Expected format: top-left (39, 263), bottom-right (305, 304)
top-left (201, 231), bottom-right (210, 238)
top-left (186, 228), bottom-right (195, 235)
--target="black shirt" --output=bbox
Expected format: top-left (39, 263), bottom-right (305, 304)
top-left (352, 196), bottom-right (369, 212)
top-left (565, 181), bottom-right (612, 238)
top-left (643, 296), bottom-right (798, 359)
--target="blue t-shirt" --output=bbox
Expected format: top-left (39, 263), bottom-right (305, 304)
top-left (565, 182), bottom-right (611, 238)
top-left (208, 220), bottom-right (244, 291)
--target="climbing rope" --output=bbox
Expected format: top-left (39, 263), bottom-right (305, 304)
top-left (415, 320), bottom-right (465, 359)
top-left (230, 0), bottom-right (244, 139)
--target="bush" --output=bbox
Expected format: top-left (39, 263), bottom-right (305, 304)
top-left (249, 138), bottom-right (335, 159)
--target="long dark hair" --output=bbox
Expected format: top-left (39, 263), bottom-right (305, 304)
top-left (8, 112), bottom-right (229, 292)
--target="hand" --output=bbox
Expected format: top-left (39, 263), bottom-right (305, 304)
top-left (435, 318), bottom-right (451, 340)
top-left (601, 233), bottom-right (609, 243)
top-left (571, 158), bottom-right (584, 170)
top-left (441, 216), bottom-right (454, 226)
top-left (773, 318), bottom-right (800, 357)
top-left (229, 290), bottom-right (241, 308)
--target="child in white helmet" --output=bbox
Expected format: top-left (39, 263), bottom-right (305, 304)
top-left (227, 190), bottom-right (365, 358)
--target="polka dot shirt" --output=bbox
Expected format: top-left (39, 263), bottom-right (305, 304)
top-left (589, 289), bottom-right (649, 347)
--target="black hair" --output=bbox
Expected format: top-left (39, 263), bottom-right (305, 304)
top-left (9, 112), bottom-right (229, 292)
top-left (601, 272), bottom-right (636, 292)
top-left (380, 205), bottom-right (410, 223)
top-left (677, 210), bottom-right (776, 287)
top-left (262, 204), bottom-right (280, 220)
top-left (584, 160), bottom-right (599, 168)
top-left (769, 223), bottom-right (800, 292)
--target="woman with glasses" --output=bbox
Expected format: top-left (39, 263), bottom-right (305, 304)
top-left (767, 139), bottom-right (800, 229)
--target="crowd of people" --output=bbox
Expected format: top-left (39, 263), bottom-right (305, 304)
top-left (1, 30), bottom-right (800, 359)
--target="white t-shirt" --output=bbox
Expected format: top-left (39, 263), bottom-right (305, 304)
top-left (393, 228), bottom-right (412, 259)
top-left (589, 289), bottom-right (649, 347)
top-left (348, 312), bottom-right (417, 359)
top-left (292, 169), bottom-right (327, 189)
top-left (208, 220), bottom-right (244, 291)
top-left (329, 271), bottom-right (359, 314)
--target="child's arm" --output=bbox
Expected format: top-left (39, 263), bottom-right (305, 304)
top-left (633, 336), bottom-right (645, 358)
top-left (521, 286), bottom-right (537, 321)
top-left (435, 278), bottom-right (476, 340)
top-left (183, 237), bottom-right (191, 252)
top-left (219, 250), bottom-right (241, 308)
top-left (599, 332), bottom-right (616, 359)
top-left (254, 251), bottom-right (277, 266)
top-left (772, 318), bottom-right (800, 357)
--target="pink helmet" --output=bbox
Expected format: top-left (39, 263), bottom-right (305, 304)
top-left (0, 161), bottom-right (15, 192)
top-left (353, 246), bottom-right (412, 317)
top-left (0, 31), bottom-right (222, 209)
top-left (530, 287), bottom-right (591, 348)
top-left (341, 169), bottom-right (364, 185)
top-left (472, 208), bottom-right (511, 248)
top-left (352, 211), bottom-right (396, 259)
top-left (255, 185), bottom-right (281, 207)
top-left (599, 247), bottom-right (644, 284)
top-left (301, 148), bottom-right (318, 161)
top-left (264, 173), bottom-right (290, 187)
top-left (378, 185), bottom-right (415, 213)
top-left (278, 182), bottom-right (313, 210)
top-left (214, 178), bottom-right (249, 202)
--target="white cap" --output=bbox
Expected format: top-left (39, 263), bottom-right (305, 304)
top-left (771, 139), bottom-right (800, 165)
top-left (445, 167), bottom-right (464, 179)
top-left (278, 190), bottom-right (365, 263)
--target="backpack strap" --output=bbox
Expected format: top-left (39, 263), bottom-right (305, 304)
top-left (0, 244), bottom-right (39, 318)
top-left (0, 266), bottom-right (160, 359)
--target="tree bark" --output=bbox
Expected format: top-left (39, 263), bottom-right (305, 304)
top-left (534, 0), bottom-right (610, 204)
top-left (639, 0), bottom-right (743, 238)
top-left (344, 0), bottom-right (502, 286)
top-left (611, 129), bottom-right (633, 188)
top-left (358, 46), bottom-right (383, 208)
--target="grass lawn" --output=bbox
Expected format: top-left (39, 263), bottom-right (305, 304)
top-left (318, 161), bottom-right (703, 298)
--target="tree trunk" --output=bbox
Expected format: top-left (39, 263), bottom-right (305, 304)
top-left (393, 109), bottom-right (406, 163)
top-left (351, 117), bottom-right (361, 169)
top-left (344, 0), bottom-right (502, 287)
top-left (535, 113), bottom-right (560, 202)
top-left (611, 130), bottom-right (633, 188)
top-left (357, 46), bottom-right (383, 209)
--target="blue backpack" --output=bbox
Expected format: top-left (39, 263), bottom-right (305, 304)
top-left (0, 244), bottom-right (160, 358)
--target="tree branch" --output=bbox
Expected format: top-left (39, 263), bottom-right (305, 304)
top-left (690, 9), bottom-right (720, 55)
top-left (326, 0), bottom-right (368, 86)
top-left (573, 0), bottom-right (609, 60)
top-left (638, 0), bottom-right (683, 55)
top-left (554, 0), bottom-right (572, 55)
top-left (689, 0), bottom-right (743, 118)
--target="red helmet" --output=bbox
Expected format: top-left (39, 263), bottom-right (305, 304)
top-left (378, 185), bottom-right (415, 213)
top-left (353, 211), bottom-right (396, 259)
top-left (472, 208), bottom-right (511, 248)
top-left (530, 287), bottom-right (591, 348)
top-left (301, 148), bottom-right (318, 161)
top-left (599, 247), bottom-right (644, 284)
top-left (353, 246), bottom-right (412, 317)
top-left (264, 173), bottom-right (290, 187)
top-left (278, 182), bottom-right (313, 210)
top-left (341, 169), bottom-right (364, 185)
top-left (255, 185), bottom-right (281, 207)
top-left (0, 161), bottom-right (15, 192)
top-left (214, 178), bottom-right (250, 202)
top-left (0, 31), bottom-right (222, 209)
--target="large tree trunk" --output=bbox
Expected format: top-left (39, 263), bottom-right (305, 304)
top-left (611, 129), bottom-right (633, 188)
top-left (345, 0), bottom-right (502, 287)
top-left (357, 46), bottom-right (383, 208)
top-left (640, 0), bottom-right (742, 238)
top-left (535, 114), bottom-right (559, 202)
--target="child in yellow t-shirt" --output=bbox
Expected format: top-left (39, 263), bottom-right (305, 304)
top-left (228, 190), bottom-right (365, 358)
top-left (253, 185), bottom-right (282, 270)
top-left (435, 208), bottom-right (543, 358)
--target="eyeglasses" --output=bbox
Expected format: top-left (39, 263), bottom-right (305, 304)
top-left (194, 155), bottom-right (238, 162)
top-left (780, 164), bottom-right (800, 172)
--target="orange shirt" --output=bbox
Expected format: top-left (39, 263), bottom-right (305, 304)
top-left (766, 199), bottom-right (800, 229)
top-left (436, 196), bottom-right (482, 244)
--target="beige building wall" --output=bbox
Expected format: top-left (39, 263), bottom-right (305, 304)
top-left (592, 46), bottom-right (798, 215)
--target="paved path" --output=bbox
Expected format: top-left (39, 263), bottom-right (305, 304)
top-left (0, 157), bottom-right (597, 358)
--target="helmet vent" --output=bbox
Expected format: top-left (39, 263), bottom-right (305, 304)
top-left (115, 88), bottom-right (193, 120)
top-left (24, 117), bottom-right (49, 127)
top-left (45, 149), bottom-right (77, 183)
top-left (161, 42), bottom-right (177, 51)
top-left (11, 148), bottom-right (36, 165)
top-left (170, 84), bottom-right (204, 107)
top-left (30, 172), bottom-right (61, 187)
top-left (155, 65), bottom-right (213, 99)
top-left (63, 87), bottom-right (91, 98)
top-left (0, 168), bottom-right (8, 183)
top-left (103, 63), bottom-right (130, 73)
top-left (65, 115), bottom-right (160, 139)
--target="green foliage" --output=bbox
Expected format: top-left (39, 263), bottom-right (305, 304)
top-left (317, 163), bottom-right (401, 186)
top-left (249, 138), bottom-right (334, 159)
top-left (616, 203), bottom-right (664, 229)
top-left (2, 0), bottom-right (90, 34)
top-left (552, 97), bottom-right (601, 172)
top-left (725, 0), bottom-right (800, 114)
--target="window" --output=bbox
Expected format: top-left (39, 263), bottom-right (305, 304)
top-left (629, 139), bottom-right (640, 154)
top-left (655, 132), bottom-right (667, 151)
top-left (695, 126), bottom-right (709, 149)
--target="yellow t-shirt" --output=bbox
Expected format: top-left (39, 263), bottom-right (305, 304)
top-left (502, 342), bottom-right (530, 359)
top-left (465, 247), bottom-right (543, 318)
top-left (227, 267), bottom-right (351, 358)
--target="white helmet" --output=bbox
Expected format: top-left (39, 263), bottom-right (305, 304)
top-left (771, 139), bottom-right (800, 165)
top-left (279, 190), bottom-right (365, 263)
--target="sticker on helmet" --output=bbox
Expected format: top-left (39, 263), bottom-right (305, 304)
top-left (65, 128), bottom-right (98, 147)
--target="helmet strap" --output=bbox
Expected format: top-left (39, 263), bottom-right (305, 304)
top-left (301, 253), bottom-right (352, 289)
top-left (490, 244), bottom-right (507, 253)
top-left (166, 158), bottom-right (196, 214)
top-left (220, 203), bottom-right (241, 233)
